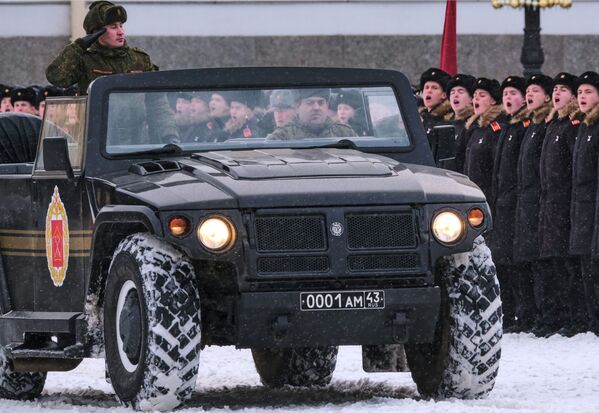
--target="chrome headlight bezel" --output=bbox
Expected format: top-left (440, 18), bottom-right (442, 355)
top-left (196, 215), bottom-right (237, 253)
top-left (431, 209), bottom-right (466, 246)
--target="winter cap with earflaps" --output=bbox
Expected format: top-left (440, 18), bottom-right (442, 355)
top-left (501, 76), bottom-right (526, 96)
top-left (474, 77), bottom-right (501, 102)
top-left (83, 1), bottom-right (127, 34)
top-left (526, 74), bottom-right (553, 96)
top-left (446, 74), bottom-right (477, 97)
top-left (420, 67), bottom-right (451, 92)
top-left (578, 71), bottom-right (599, 93)
top-left (553, 72), bottom-right (579, 94)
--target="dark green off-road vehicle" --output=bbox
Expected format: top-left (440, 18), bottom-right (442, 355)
top-left (0, 68), bottom-right (501, 411)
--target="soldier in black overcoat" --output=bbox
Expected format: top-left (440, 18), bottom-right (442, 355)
top-left (513, 74), bottom-right (554, 333)
top-left (570, 71), bottom-right (599, 334)
top-left (487, 75), bottom-right (529, 331)
top-left (446, 74), bottom-right (476, 172)
top-left (538, 72), bottom-right (586, 336)
top-left (419, 68), bottom-right (453, 139)
top-left (463, 78), bottom-right (506, 206)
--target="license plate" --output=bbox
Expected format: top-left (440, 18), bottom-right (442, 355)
top-left (300, 290), bottom-right (385, 311)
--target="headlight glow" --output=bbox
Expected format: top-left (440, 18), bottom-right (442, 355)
top-left (431, 210), bottom-right (465, 245)
top-left (197, 216), bottom-right (236, 252)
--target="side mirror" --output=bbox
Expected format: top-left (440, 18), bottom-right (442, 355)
top-left (43, 136), bottom-right (74, 180)
top-left (429, 124), bottom-right (457, 170)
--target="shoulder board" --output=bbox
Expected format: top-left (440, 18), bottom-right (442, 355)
top-left (523, 119), bottom-right (531, 128)
top-left (572, 119), bottom-right (581, 126)
top-left (490, 121), bottom-right (501, 132)
top-left (131, 47), bottom-right (150, 57)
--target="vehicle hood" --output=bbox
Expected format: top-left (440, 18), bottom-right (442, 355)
top-left (106, 149), bottom-right (485, 210)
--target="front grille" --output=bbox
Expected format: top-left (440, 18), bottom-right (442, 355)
top-left (346, 213), bottom-right (416, 249)
top-left (255, 215), bottom-right (326, 252)
top-left (258, 256), bottom-right (329, 274)
top-left (348, 253), bottom-right (420, 272)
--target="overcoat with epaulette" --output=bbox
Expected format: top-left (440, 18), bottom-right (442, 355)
top-left (46, 42), bottom-right (155, 95)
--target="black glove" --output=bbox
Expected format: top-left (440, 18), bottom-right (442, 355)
top-left (75, 28), bottom-right (106, 49)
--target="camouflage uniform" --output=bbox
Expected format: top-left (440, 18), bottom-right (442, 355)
top-left (46, 42), bottom-right (155, 96)
top-left (267, 116), bottom-right (357, 140)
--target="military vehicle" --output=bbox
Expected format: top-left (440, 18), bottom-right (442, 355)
top-left (0, 67), bottom-right (501, 411)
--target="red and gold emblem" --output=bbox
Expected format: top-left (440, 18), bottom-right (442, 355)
top-left (45, 186), bottom-right (69, 287)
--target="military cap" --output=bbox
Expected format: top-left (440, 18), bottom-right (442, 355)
top-left (83, 1), bottom-right (127, 34)
top-left (41, 85), bottom-right (62, 99)
top-left (270, 89), bottom-right (296, 109)
top-left (10, 86), bottom-right (38, 107)
top-left (227, 90), bottom-right (261, 109)
top-left (420, 67), bottom-right (451, 91)
top-left (474, 77), bottom-right (501, 102)
top-left (500, 76), bottom-right (526, 96)
top-left (334, 89), bottom-right (363, 110)
top-left (176, 92), bottom-right (193, 101)
top-left (446, 74), bottom-right (476, 97)
top-left (553, 72), bottom-right (579, 94)
top-left (63, 85), bottom-right (78, 97)
top-left (190, 91), bottom-right (212, 102)
top-left (296, 88), bottom-right (331, 102)
top-left (526, 73), bottom-right (553, 96)
top-left (0, 84), bottom-right (12, 100)
top-left (578, 71), bottom-right (599, 93)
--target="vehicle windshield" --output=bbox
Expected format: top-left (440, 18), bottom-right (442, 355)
top-left (105, 86), bottom-right (410, 155)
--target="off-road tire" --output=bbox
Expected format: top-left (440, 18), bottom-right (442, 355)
top-left (252, 347), bottom-right (338, 388)
top-left (104, 233), bottom-right (201, 411)
top-left (405, 236), bottom-right (502, 399)
top-left (0, 349), bottom-right (46, 400)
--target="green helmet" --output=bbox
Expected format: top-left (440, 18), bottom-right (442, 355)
top-left (83, 1), bottom-right (127, 34)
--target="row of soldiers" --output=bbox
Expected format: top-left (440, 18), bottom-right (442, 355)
top-left (0, 84), bottom-right (77, 118)
top-left (419, 67), bottom-right (599, 337)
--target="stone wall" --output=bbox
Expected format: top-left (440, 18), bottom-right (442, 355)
top-left (2, 34), bottom-right (599, 87)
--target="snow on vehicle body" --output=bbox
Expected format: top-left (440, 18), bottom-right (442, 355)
top-left (0, 68), bottom-right (502, 410)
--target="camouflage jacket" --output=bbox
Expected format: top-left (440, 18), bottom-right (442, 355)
top-left (267, 117), bottom-right (357, 140)
top-left (46, 41), bottom-right (156, 95)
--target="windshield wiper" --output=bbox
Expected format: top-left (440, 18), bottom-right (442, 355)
top-left (126, 143), bottom-right (183, 156)
top-left (303, 139), bottom-right (358, 150)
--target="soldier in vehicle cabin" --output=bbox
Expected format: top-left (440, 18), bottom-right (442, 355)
top-left (46, 1), bottom-right (157, 96)
top-left (0, 85), bottom-right (13, 112)
top-left (270, 89), bottom-right (296, 128)
top-left (207, 91), bottom-right (263, 141)
top-left (10, 86), bottom-right (39, 116)
top-left (570, 71), bottom-right (599, 336)
top-left (513, 74), bottom-right (554, 335)
top-left (488, 75), bottom-right (529, 332)
top-left (419, 67), bottom-right (453, 138)
top-left (538, 72), bottom-right (586, 337)
top-left (267, 89), bottom-right (356, 140)
top-left (446, 73), bottom-right (476, 172)
top-left (333, 89), bottom-right (369, 136)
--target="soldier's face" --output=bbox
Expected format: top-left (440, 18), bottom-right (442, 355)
top-left (190, 97), bottom-right (209, 119)
top-left (525, 85), bottom-right (550, 111)
top-left (337, 103), bottom-right (355, 124)
top-left (449, 86), bottom-right (472, 113)
top-left (98, 22), bottom-right (126, 48)
top-left (297, 97), bottom-right (328, 126)
top-left (209, 94), bottom-right (230, 118)
top-left (473, 90), bottom-right (496, 116)
top-left (422, 81), bottom-right (447, 110)
top-left (577, 84), bottom-right (599, 113)
top-left (273, 107), bottom-right (295, 127)
top-left (230, 102), bottom-right (252, 122)
top-left (502, 87), bottom-right (525, 115)
top-left (552, 85), bottom-right (574, 112)
top-left (12, 101), bottom-right (36, 115)
top-left (0, 97), bottom-right (12, 112)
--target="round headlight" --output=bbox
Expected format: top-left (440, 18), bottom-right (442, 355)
top-left (197, 216), bottom-right (236, 252)
top-left (432, 210), bottom-right (465, 245)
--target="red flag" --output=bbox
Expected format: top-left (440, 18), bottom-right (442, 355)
top-left (440, 0), bottom-right (457, 76)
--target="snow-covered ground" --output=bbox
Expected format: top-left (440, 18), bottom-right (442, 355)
top-left (1, 333), bottom-right (598, 413)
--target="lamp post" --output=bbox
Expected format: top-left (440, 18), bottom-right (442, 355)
top-left (491, 0), bottom-right (572, 77)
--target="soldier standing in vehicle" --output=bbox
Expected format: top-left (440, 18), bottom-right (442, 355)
top-left (538, 72), bottom-right (586, 337)
top-left (488, 76), bottom-right (528, 332)
top-left (513, 74), bottom-right (553, 335)
top-left (46, 1), bottom-right (156, 95)
top-left (267, 89), bottom-right (356, 140)
top-left (570, 71), bottom-right (599, 336)
top-left (419, 68), bottom-right (453, 139)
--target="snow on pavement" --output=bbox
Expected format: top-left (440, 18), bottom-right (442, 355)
top-left (1, 333), bottom-right (598, 413)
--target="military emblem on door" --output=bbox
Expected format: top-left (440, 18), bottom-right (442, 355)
top-left (45, 186), bottom-right (70, 287)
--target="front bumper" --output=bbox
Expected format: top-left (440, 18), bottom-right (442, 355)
top-left (236, 286), bottom-right (440, 348)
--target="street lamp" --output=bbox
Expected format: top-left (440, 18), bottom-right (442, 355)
top-left (492, 0), bottom-right (572, 77)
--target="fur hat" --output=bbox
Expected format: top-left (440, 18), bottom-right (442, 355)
top-left (41, 85), bottom-right (63, 100)
top-left (526, 73), bottom-right (553, 96)
top-left (296, 88), bottom-right (331, 102)
top-left (10, 86), bottom-right (38, 107)
top-left (227, 90), bottom-right (261, 109)
top-left (474, 77), bottom-right (501, 102)
top-left (0, 84), bottom-right (12, 100)
top-left (501, 75), bottom-right (526, 96)
top-left (83, 1), bottom-right (127, 34)
top-left (553, 72), bottom-right (579, 94)
top-left (270, 90), bottom-right (296, 109)
top-left (334, 89), bottom-right (363, 110)
top-left (420, 67), bottom-right (451, 91)
top-left (446, 74), bottom-right (476, 97)
top-left (578, 71), bottom-right (599, 93)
